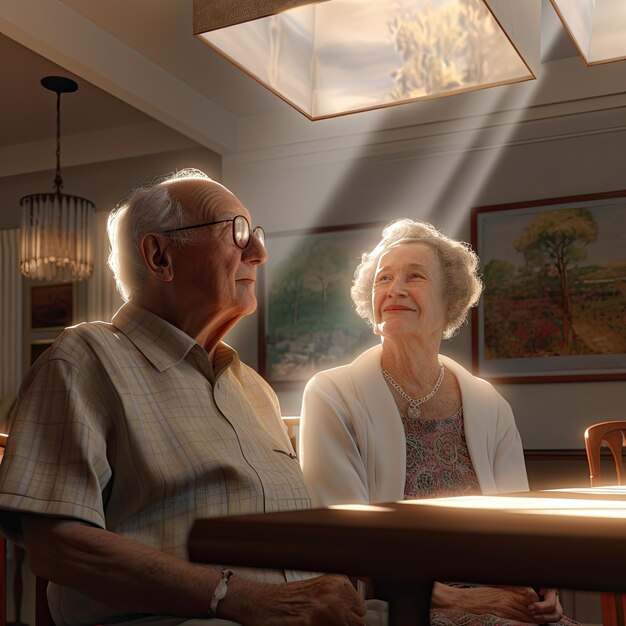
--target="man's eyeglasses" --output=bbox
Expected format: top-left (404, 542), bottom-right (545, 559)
top-left (161, 215), bottom-right (265, 250)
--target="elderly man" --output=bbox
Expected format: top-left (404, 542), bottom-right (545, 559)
top-left (0, 170), bottom-right (367, 626)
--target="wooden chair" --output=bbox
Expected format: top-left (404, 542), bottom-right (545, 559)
top-left (281, 416), bottom-right (300, 453)
top-left (584, 420), bottom-right (626, 487)
top-left (584, 421), bottom-right (626, 626)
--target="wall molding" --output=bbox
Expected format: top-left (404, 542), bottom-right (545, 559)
top-left (227, 93), bottom-right (626, 170)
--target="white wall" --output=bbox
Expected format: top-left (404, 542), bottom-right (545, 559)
top-left (222, 56), bottom-right (626, 450)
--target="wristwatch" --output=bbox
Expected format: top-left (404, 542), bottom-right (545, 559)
top-left (208, 569), bottom-right (235, 618)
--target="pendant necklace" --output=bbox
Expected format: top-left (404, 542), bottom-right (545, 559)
top-left (382, 363), bottom-right (445, 419)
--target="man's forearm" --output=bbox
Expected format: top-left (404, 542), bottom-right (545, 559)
top-left (22, 515), bottom-right (238, 619)
top-left (21, 515), bottom-right (367, 626)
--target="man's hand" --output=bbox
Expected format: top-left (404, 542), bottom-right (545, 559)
top-left (222, 574), bottom-right (368, 626)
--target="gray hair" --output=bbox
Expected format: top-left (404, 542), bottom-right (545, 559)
top-left (351, 219), bottom-right (483, 339)
top-left (107, 168), bottom-right (211, 301)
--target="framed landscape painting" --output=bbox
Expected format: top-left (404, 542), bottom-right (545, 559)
top-left (259, 222), bottom-right (385, 386)
top-left (472, 190), bottom-right (626, 383)
top-left (30, 283), bottom-right (73, 330)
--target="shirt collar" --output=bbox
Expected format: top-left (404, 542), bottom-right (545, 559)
top-left (111, 302), bottom-right (240, 376)
top-left (111, 302), bottom-right (198, 372)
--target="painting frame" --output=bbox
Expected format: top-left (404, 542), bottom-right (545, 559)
top-left (258, 221), bottom-right (387, 388)
top-left (471, 190), bottom-right (626, 383)
top-left (30, 283), bottom-right (74, 330)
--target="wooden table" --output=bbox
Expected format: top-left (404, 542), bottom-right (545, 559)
top-left (188, 488), bottom-right (626, 625)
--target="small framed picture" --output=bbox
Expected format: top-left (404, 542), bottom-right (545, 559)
top-left (30, 283), bottom-right (73, 330)
top-left (30, 340), bottom-right (55, 366)
top-left (472, 190), bottom-right (626, 383)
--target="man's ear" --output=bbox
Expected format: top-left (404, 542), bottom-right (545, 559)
top-left (138, 233), bottom-right (174, 282)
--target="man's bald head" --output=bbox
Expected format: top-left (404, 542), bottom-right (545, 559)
top-left (107, 169), bottom-right (219, 301)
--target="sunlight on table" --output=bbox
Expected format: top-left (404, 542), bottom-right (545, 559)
top-left (548, 486), bottom-right (626, 495)
top-left (399, 494), bottom-right (626, 518)
top-left (328, 504), bottom-right (395, 512)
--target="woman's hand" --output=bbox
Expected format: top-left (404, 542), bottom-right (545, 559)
top-left (433, 583), bottom-right (556, 623)
top-left (528, 588), bottom-right (563, 624)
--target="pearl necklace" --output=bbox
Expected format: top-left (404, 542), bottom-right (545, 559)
top-left (382, 363), bottom-right (445, 419)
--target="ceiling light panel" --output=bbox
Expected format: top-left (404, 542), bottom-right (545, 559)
top-left (195, 0), bottom-right (540, 120)
top-left (551, 0), bottom-right (626, 64)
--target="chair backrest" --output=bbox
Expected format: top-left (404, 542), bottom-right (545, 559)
top-left (0, 433), bottom-right (54, 626)
top-left (584, 421), bottom-right (626, 486)
top-left (584, 422), bottom-right (626, 626)
top-left (281, 416), bottom-right (300, 453)
top-left (0, 433), bottom-right (7, 626)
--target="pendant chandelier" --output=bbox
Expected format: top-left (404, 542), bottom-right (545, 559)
top-left (19, 76), bottom-right (95, 282)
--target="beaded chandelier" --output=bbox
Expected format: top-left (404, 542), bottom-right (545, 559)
top-left (19, 76), bottom-right (94, 282)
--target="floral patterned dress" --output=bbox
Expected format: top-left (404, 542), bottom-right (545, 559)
top-left (401, 409), bottom-right (578, 626)
top-left (402, 407), bottom-right (480, 499)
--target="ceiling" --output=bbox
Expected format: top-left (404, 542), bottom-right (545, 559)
top-left (0, 34), bottom-right (150, 146)
top-left (0, 0), bottom-right (594, 169)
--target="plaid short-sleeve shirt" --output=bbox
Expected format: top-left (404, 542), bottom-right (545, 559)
top-left (0, 302), bottom-right (310, 625)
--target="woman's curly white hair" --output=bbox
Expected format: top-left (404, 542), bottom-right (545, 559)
top-left (351, 219), bottom-right (483, 339)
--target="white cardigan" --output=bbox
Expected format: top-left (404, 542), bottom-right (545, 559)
top-left (299, 345), bottom-right (528, 507)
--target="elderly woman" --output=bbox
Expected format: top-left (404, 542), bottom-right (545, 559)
top-left (300, 219), bottom-right (568, 625)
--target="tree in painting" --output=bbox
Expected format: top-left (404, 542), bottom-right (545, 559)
top-left (514, 208), bottom-right (598, 349)
top-left (482, 203), bottom-right (626, 362)
top-left (304, 239), bottom-right (347, 319)
top-left (482, 259), bottom-right (516, 294)
top-left (272, 255), bottom-right (306, 327)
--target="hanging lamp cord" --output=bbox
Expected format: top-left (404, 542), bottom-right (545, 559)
top-left (53, 90), bottom-right (64, 195)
